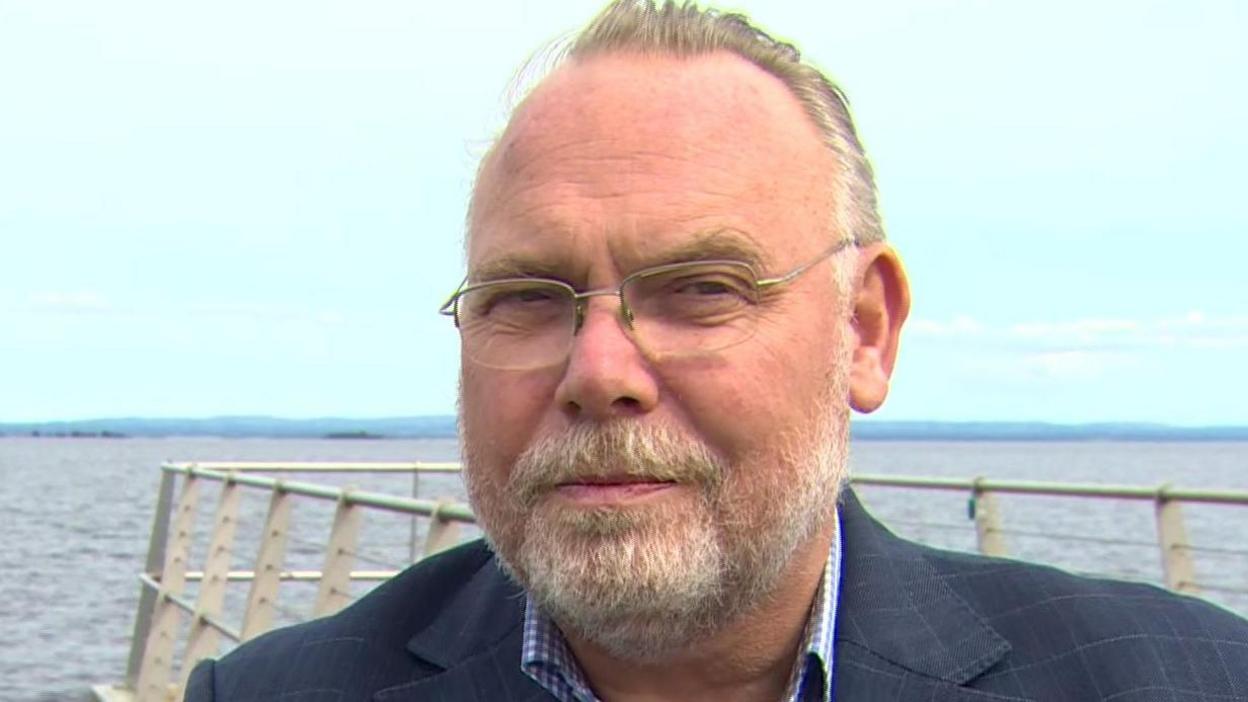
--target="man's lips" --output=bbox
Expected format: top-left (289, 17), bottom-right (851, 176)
top-left (559, 474), bottom-right (672, 485)
top-left (551, 477), bottom-right (679, 504)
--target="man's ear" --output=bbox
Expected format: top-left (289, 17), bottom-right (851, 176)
top-left (848, 244), bottom-right (910, 413)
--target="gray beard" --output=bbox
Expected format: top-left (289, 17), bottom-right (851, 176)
top-left (462, 408), bottom-right (848, 661)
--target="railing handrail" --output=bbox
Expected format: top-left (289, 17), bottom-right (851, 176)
top-left (162, 460), bottom-right (462, 472)
top-left (850, 474), bottom-right (1248, 505)
top-left (162, 464), bottom-right (476, 522)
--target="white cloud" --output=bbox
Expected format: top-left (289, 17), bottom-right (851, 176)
top-left (27, 291), bottom-right (112, 314)
top-left (909, 311), bottom-right (1248, 355)
top-left (182, 302), bottom-right (350, 327)
top-left (910, 315), bottom-right (983, 337)
top-left (1020, 350), bottom-right (1118, 380)
top-left (1007, 312), bottom-right (1248, 351)
top-left (317, 310), bottom-right (346, 325)
top-left (187, 301), bottom-right (303, 322)
top-left (1185, 335), bottom-right (1248, 350)
top-left (1158, 311), bottom-right (1248, 331)
top-left (1008, 318), bottom-right (1143, 342)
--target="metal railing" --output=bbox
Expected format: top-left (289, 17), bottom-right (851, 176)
top-left (98, 462), bottom-right (1248, 702)
top-left (104, 462), bottom-right (469, 702)
top-left (850, 474), bottom-right (1248, 596)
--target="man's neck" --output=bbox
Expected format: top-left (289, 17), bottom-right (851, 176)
top-left (563, 519), bottom-right (836, 702)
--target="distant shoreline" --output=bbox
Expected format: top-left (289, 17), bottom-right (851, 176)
top-left (2, 417), bottom-right (1247, 442)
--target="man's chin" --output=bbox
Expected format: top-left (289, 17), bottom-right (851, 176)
top-left (514, 509), bottom-right (727, 658)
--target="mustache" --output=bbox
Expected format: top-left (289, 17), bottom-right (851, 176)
top-left (508, 422), bottom-right (726, 506)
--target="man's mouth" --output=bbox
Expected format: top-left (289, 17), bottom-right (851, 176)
top-left (560, 474), bottom-right (672, 485)
top-left (552, 476), bottom-right (680, 504)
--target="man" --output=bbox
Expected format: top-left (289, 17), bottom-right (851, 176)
top-left (187, 2), bottom-right (1248, 700)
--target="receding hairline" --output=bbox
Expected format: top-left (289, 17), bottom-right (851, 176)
top-left (468, 0), bottom-right (886, 252)
top-left (493, 48), bottom-right (830, 167)
top-left (470, 47), bottom-right (834, 224)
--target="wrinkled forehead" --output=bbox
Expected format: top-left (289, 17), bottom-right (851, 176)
top-left (467, 51), bottom-right (835, 267)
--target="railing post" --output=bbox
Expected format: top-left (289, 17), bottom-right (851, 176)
top-left (135, 472), bottom-right (201, 702)
top-left (423, 498), bottom-right (461, 558)
top-left (409, 467), bottom-right (421, 563)
top-left (124, 467), bottom-right (177, 690)
top-left (1155, 486), bottom-right (1200, 594)
top-left (241, 486), bottom-right (293, 640)
top-left (179, 475), bottom-right (244, 691)
top-left (971, 478), bottom-right (1007, 557)
top-left (314, 492), bottom-right (362, 616)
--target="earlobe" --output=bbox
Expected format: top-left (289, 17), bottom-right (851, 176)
top-left (847, 245), bottom-right (911, 413)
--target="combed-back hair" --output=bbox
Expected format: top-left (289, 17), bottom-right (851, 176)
top-left (564, 0), bottom-right (886, 246)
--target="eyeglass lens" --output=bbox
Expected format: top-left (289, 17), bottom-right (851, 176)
top-left (455, 262), bottom-right (762, 369)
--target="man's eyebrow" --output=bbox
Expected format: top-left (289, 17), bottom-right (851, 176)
top-left (468, 230), bottom-right (768, 283)
top-left (469, 256), bottom-right (566, 283)
top-left (648, 230), bottom-right (768, 271)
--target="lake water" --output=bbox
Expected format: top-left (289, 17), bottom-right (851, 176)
top-left (1, 437), bottom-right (1245, 701)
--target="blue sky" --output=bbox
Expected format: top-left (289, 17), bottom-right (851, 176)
top-left (1, 0), bottom-right (1244, 425)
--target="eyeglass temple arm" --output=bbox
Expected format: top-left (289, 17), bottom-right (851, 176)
top-left (439, 277), bottom-right (469, 316)
top-left (755, 238), bottom-right (857, 290)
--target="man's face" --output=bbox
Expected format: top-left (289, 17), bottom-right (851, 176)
top-left (459, 52), bottom-right (853, 656)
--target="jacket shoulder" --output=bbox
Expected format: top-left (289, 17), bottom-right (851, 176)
top-left (928, 542), bottom-right (1248, 635)
top-left (837, 490), bottom-right (1248, 699)
top-left (926, 545), bottom-right (1248, 696)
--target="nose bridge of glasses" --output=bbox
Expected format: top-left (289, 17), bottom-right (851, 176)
top-left (572, 287), bottom-right (631, 331)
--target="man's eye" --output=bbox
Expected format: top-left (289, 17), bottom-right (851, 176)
top-left (640, 272), bottom-right (756, 323)
top-left (505, 288), bottom-right (559, 304)
top-left (677, 279), bottom-right (742, 296)
top-left (669, 275), bottom-right (753, 298)
top-left (474, 286), bottom-right (564, 317)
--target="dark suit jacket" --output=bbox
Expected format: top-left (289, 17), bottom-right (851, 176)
top-left (186, 490), bottom-right (1248, 700)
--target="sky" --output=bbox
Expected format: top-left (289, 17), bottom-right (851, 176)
top-left (1, 0), bottom-right (1245, 425)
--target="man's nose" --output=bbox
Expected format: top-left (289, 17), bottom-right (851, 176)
top-left (554, 297), bottom-right (659, 420)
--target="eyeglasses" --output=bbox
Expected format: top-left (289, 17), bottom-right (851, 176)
top-left (439, 238), bottom-right (857, 370)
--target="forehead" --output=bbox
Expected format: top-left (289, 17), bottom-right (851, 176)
top-left (503, 51), bottom-right (817, 159)
top-left (469, 51), bottom-right (836, 274)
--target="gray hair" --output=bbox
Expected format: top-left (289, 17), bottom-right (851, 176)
top-left (486, 0), bottom-right (888, 246)
top-left (563, 0), bottom-right (885, 246)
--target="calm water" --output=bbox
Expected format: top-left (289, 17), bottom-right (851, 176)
top-left (1, 437), bottom-right (1244, 701)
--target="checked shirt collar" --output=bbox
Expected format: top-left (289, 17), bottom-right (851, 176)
top-left (520, 512), bottom-right (842, 702)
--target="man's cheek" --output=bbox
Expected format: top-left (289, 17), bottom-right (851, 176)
top-left (465, 373), bottom-right (553, 460)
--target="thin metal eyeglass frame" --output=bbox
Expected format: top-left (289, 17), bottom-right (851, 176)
top-left (438, 237), bottom-right (857, 338)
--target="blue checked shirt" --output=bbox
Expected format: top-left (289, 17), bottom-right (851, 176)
top-left (521, 514), bottom-right (842, 702)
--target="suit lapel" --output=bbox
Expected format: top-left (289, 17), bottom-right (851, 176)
top-left (375, 625), bottom-right (552, 702)
top-left (373, 555), bottom-right (554, 701)
top-left (833, 490), bottom-right (1021, 701)
top-left (834, 645), bottom-right (1025, 702)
